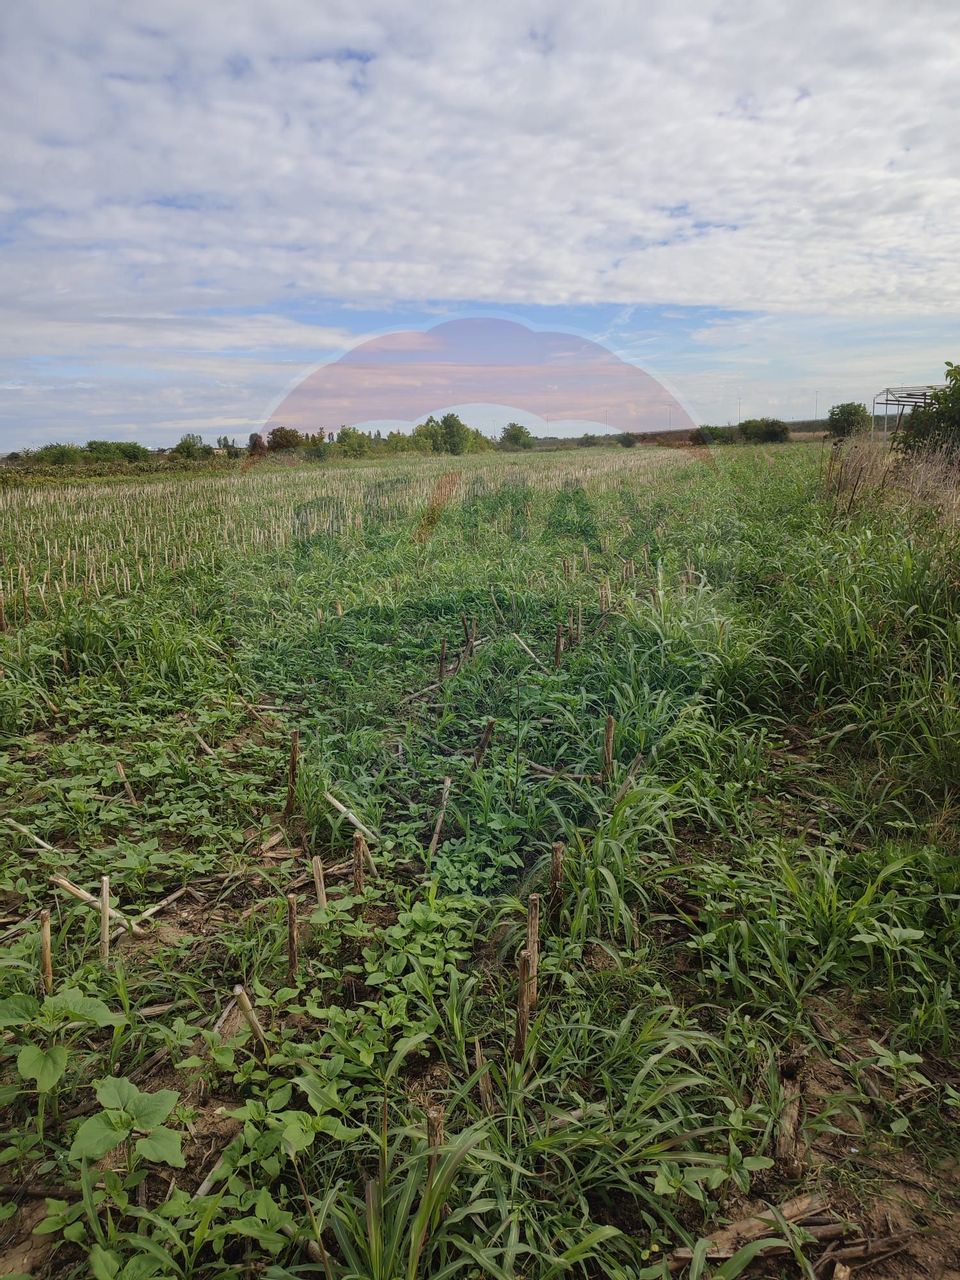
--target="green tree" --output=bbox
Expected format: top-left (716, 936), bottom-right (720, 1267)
top-left (467, 427), bottom-right (494, 453)
top-left (617, 432), bottom-right (638, 448)
top-left (407, 414), bottom-right (486, 454)
top-left (301, 440), bottom-right (329, 462)
top-left (739, 417), bottom-right (788, 443)
top-left (894, 362), bottom-right (960, 456)
top-left (827, 402), bottom-right (871, 439)
top-left (248, 432), bottom-right (267, 456)
top-left (266, 426), bottom-right (304, 451)
top-left (32, 443), bottom-right (85, 466)
top-left (410, 417), bottom-right (443, 453)
top-left (499, 422), bottom-right (534, 451)
top-left (439, 413), bottom-right (471, 455)
top-left (84, 440), bottom-right (152, 463)
top-left (170, 433), bottom-right (212, 460)
top-left (337, 426), bottom-right (371, 457)
top-left (693, 426), bottom-right (737, 444)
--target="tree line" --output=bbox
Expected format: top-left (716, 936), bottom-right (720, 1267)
top-left (254, 414), bottom-right (531, 458)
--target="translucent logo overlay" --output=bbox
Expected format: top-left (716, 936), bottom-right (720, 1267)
top-left (266, 317), bottom-right (695, 439)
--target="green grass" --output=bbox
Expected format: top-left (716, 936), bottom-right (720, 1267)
top-left (0, 444), bottom-right (957, 1278)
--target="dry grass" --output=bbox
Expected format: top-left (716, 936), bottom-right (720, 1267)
top-left (825, 435), bottom-right (960, 523)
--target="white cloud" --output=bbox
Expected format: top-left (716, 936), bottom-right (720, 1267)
top-left (643, 312), bottom-right (957, 425)
top-left (0, 0), bottom-right (958, 444)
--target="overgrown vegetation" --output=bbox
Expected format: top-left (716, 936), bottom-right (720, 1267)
top-left (0, 446), bottom-right (957, 1278)
top-left (693, 418), bottom-right (789, 445)
top-left (1, 435), bottom-right (246, 485)
top-left (263, 414), bottom-right (495, 460)
top-left (894, 360), bottom-right (960, 456)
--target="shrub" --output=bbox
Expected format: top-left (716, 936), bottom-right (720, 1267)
top-left (739, 417), bottom-right (789, 443)
top-left (266, 426), bottom-right (304, 451)
top-left (894, 361), bottom-right (960, 456)
top-left (31, 443), bottom-right (86, 466)
top-left (170, 433), bottom-right (213, 460)
top-left (499, 422), bottom-right (534, 451)
top-left (84, 440), bottom-right (153, 463)
top-left (695, 425), bottom-right (739, 445)
top-left (408, 415), bottom-right (492, 455)
top-left (337, 426), bottom-right (371, 458)
top-left (827, 402), bottom-right (871, 439)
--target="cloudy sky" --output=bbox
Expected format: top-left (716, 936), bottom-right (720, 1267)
top-left (1, 0), bottom-right (958, 447)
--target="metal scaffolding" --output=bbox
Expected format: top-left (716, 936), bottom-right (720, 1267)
top-left (871, 384), bottom-right (946, 438)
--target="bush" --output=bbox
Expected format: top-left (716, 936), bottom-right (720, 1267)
top-left (22, 440), bottom-right (157, 468)
top-left (827, 402), bottom-right (871, 439)
top-left (694, 426), bottom-right (739, 445)
top-left (84, 440), bottom-right (153, 463)
top-left (337, 426), bottom-right (371, 458)
top-left (499, 422), bottom-right (534, 451)
top-left (170, 433), bottom-right (213, 460)
top-left (895, 362), bottom-right (960, 457)
top-left (739, 417), bottom-right (789, 443)
top-left (267, 426), bottom-right (304, 451)
top-left (407, 415), bottom-right (492, 455)
top-left (31, 443), bottom-right (86, 466)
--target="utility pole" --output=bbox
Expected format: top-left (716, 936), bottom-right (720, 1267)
top-left (815, 391), bottom-right (819, 422)
top-left (737, 396), bottom-right (742, 425)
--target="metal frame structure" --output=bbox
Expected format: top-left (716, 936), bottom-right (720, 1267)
top-left (871, 385), bottom-right (945, 439)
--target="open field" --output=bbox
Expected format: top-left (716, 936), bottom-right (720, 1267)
top-left (0, 444), bottom-right (958, 1279)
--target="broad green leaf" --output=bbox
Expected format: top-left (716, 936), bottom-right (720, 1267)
top-left (130, 1088), bottom-right (178, 1129)
top-left (89, 1244), bottom-right (120, 1280)
top-left (16, 1042), bottom-right (67, 1092)
top-left (278, 1110), bottom-right (316, 1155)
top-left (95, 1076), bottom-right (141, 1112)
top-left (135, 1126), bottom-right (185, 1167)
top-left (742, 1155), bottom-right (774, 1171)
top-left (254, 1187), bottom-right (295, 1232)
top-left (0, 994), bottom-right (39, 1027)
top-left (315, 1114), bottom-right (362, 1140)
top-left (44, 989), bottom-right (125, 1028)
top-left (225, 1217), bottom-right (288, 1254)
top-left (69, 1112), bottom-right (129, 1162)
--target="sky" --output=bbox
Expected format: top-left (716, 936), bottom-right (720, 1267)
top-left (1, 0), bottom-right (958, 449)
